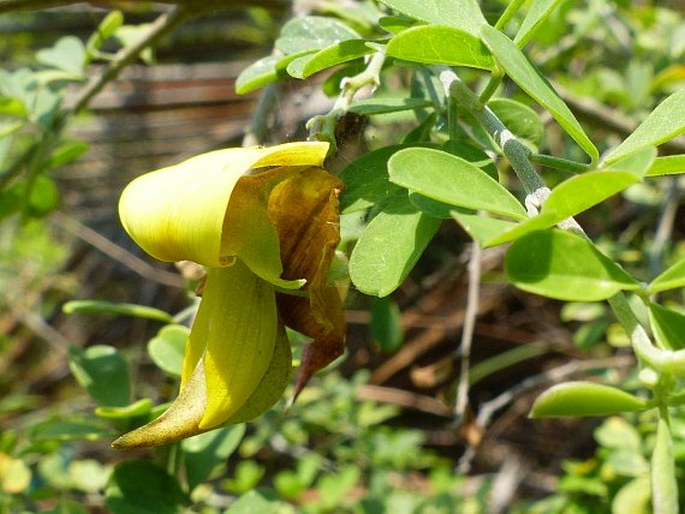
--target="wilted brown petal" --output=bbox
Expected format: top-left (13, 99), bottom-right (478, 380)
top-left (268, 167), bottom-right (346, 394)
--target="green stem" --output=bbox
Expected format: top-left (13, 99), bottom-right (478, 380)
top-left (495, 0), bottom-right (527, 30)
top-left (477, 71), bottom-right (503, 105)
top-left (439, 68), bottom-right (680, 380)
top-left (69, 6), bottom-right (190, 115)
top-left (529, 153), bottom-right (592, 174)
top-left (308, 49), bottom-right (386, 148)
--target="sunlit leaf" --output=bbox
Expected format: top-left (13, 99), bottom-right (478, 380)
top-left (275, 16), bottom-right (360, 54)
top-left (376, 0), bottom-right (486, 36)
top-left (514, 0), bottom-right (566, 47)
top-left (286, 40), bottom-right (373, 79)
top-left (648, 256), bottom-right (685, 294)
top-left (604, 88), bottom-right (685, 164)
top-left (530, 381), bottom-right (648, 418)
top-left (388, 147), bottom-right (528, 220)
top-left (148, 324), bottom-right (189, 377)
top-left (646, 155), bottom-right (685, 176)
top-left (386, 25), bottom-right (494, 69)
top-left (505, 230), bottom-right (640, 301)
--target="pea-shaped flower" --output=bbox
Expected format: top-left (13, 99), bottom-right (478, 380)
top-left (113, 142), bottom-right (345, 449)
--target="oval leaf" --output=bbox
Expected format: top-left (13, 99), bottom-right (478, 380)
top-left (387, 25), bottom-right (494, 69)
top-left (68, 345), bottom-right (130, 407)
top-left (488, 97), bottom-right (544, 146)
top-left (377, 0), bottom-right (486, 36)
top-left (480, 25), bottom-right (598, 163)
top-left (349, 193), bottom-right (441, 296)
top-left (287, 40), bottom-right (373, 79)
top-left (648, 256), bottom-right (685, 294)
top-left (147, 324), bottom-right (189, 377)
top-left (505, 230), bottom-right (640, 301)
top-left (530, 381), bottom-right (648, 418)
top-left (605, 88), bottom-right (685, 164)
top-left (388, 147), bottom-right (527, 220)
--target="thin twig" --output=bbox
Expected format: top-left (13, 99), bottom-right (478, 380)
top-left (68, 6), bottom-right (189, 115)
top-left (50, 211), bottom-right (185, 288)
top-left (648, 177), bottom-right (681, 280)
top-left (457, 355), bottom-right (636, 473)
top-left (454, 242), bottom-right (482, 423)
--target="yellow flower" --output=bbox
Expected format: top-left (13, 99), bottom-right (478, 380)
top-left (112, 142), bottom-right (345, 449)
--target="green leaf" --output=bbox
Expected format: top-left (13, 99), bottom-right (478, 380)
top-left (409, 192), bottom-right (459, 219)
top-left (105, 461), bottom-right (188, 514)
top-left (147, 324), bottom-right (188, 377)
top-left (348, 97), bottom-right (433, 115)
top-left (514, 0), bottom-right (566, 47)
top-left (370, 296), bottom-right (404, 352)
top-left (182, 425), bottom-right (245, 492)
top-left (648, 257), bottom-right (685, 294)
top-left (648, 303), bottom-right (685, 351)
top-left (604, 88), bottom-right (685, 164)
top-left (452, 211), bottom-right (517, 246)
top-left (646, 155), bottom-right (685, 177)
top-left (44, 140), bottom-right (89, 170)
top-left (27, 175), bottom-right (59, 216)
top-left (63, 300), bottom-right (174, 323)
top-left (68, 345), bottom-right (131, 407)
top-left (32, 420), bottom-right (111, 443)
top-left (349, 193), bottom-right (441, 297)
top-left (86, 10), bottom-right (124, 60)
top-left (376, 0), bottom-right (486, 36)
top-left (480, 25), bottom-right (598, 163)
top-left (36, 36), bottom-right (86, 76)
top-left (612, 477), bottom-right (651, 514)
top-left (235, 55), bottom-right (282, 95)
top-left (275, 16), bottom-right (360, 55)
top-left (386, 25), bottom-right (494, 69)
top-left (487, 147), bottom-right (656, 246)
top-left (402, 112), bottom-right (437, 143)
top-left (286, 39), bottom-right (373, 79)
top-left (505, 230), bottom-right (640, 302)
top-left (530, 381), bottom-right (648, 418)
top-left (388, 147), bottom-right (528, 220)
top-left (0, 97), bottom-right (28, 117)
top-left (95, 398), bottom-right (154, 422)
top-left (441, 139), bottom-right (498, 179)
top-left (339, 145), bottom-right (415, 214)
top-left (651, 417), bottom-right (679, 514)
top-left (488, 97), bottom-right (544, 147)
top-left (378, 15), bottom-right (415, 35)
top-left (226, 489), bottom-right (287, 514)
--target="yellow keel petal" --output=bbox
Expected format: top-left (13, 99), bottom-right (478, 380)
top-left (197, 262), bottom-right (279, 429)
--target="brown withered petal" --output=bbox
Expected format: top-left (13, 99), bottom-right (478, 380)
top-left (268, 167), bottom-right (346, 394)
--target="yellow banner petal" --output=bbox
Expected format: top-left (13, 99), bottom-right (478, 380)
top-left (118, 142), bottom-right (329, 268)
